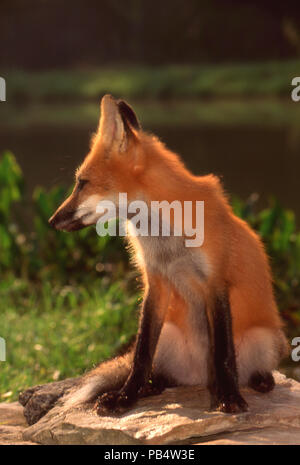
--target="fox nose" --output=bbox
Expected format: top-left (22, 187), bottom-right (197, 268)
top-left (48, 213), bottom-right (59, 229)
top-left (48, 208), bottom-right (78, 231)
top-left (48, 209), bottom-right (70, 229)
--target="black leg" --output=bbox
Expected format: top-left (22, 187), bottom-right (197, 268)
top-left (97, 280), bottom-right (168, 414)
top-left (206, 291), bottom-right (248, 414)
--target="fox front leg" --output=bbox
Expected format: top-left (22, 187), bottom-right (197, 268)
top-left (96, 276), bottom-right (169, 415)
top-left (206, 290), bottom-right (248, 414)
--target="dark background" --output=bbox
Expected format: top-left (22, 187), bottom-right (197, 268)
top-left (1, 0), bottom-right (300, 69)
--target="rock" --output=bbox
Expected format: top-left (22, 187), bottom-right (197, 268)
top-left (19, 377), bottom-right (80, 425)
top-left (0, 402), bottom-right (37, 445)
top-left (196, 426), bottom-right (300, 445)
top-left (21, 371), bottom-right (300, 445)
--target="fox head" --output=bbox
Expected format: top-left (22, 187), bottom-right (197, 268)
top-left (49, 94), bottom-right (146, 231)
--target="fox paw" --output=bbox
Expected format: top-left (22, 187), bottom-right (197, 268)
top-left (214, 393), bottom-right (248, 414)
top-left (96, 390), bottom-right (135, 415)
top-left (248, 371), bottom-right (275, 393)
top-left (138, 382), bottom-right (164, 398)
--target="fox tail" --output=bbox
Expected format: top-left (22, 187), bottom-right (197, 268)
top-left (63, 350), bottom-right (133, 409)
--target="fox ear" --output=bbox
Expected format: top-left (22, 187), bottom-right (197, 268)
top-left (98, 94), bottom-right (127, 152)
top-left (98, 95), bottom-right (140, 154)
top-left (117, 100), bottom-right (141, 131)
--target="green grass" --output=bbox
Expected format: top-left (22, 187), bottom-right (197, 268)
top-left (0, 277), bottom-right (139, 401)
top-left (3, 60), bottom-right (300, 103)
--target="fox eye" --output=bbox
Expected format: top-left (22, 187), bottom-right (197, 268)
top-left (77, 179), bottom-right (88, 191)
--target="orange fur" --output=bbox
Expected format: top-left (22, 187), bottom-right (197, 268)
top-left (76, 131), bottom-right (283, 339)
top-left (50, 95), bottom-right (287, 388)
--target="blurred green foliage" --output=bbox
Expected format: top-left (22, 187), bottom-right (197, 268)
top-left (0, 151), bottom-right (128, 287)
top-left (5, 99), bottom-right (300, 131)
top-left (0, 151), bottom-right (299, 400)
top-left (5, 60), bottom-right (300, 104)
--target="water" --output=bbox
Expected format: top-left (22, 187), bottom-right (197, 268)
top-left (0, 114), bottom-right (299, 218)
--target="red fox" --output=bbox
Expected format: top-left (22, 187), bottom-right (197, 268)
top-left (46, 95), bottom-right (287, 416)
